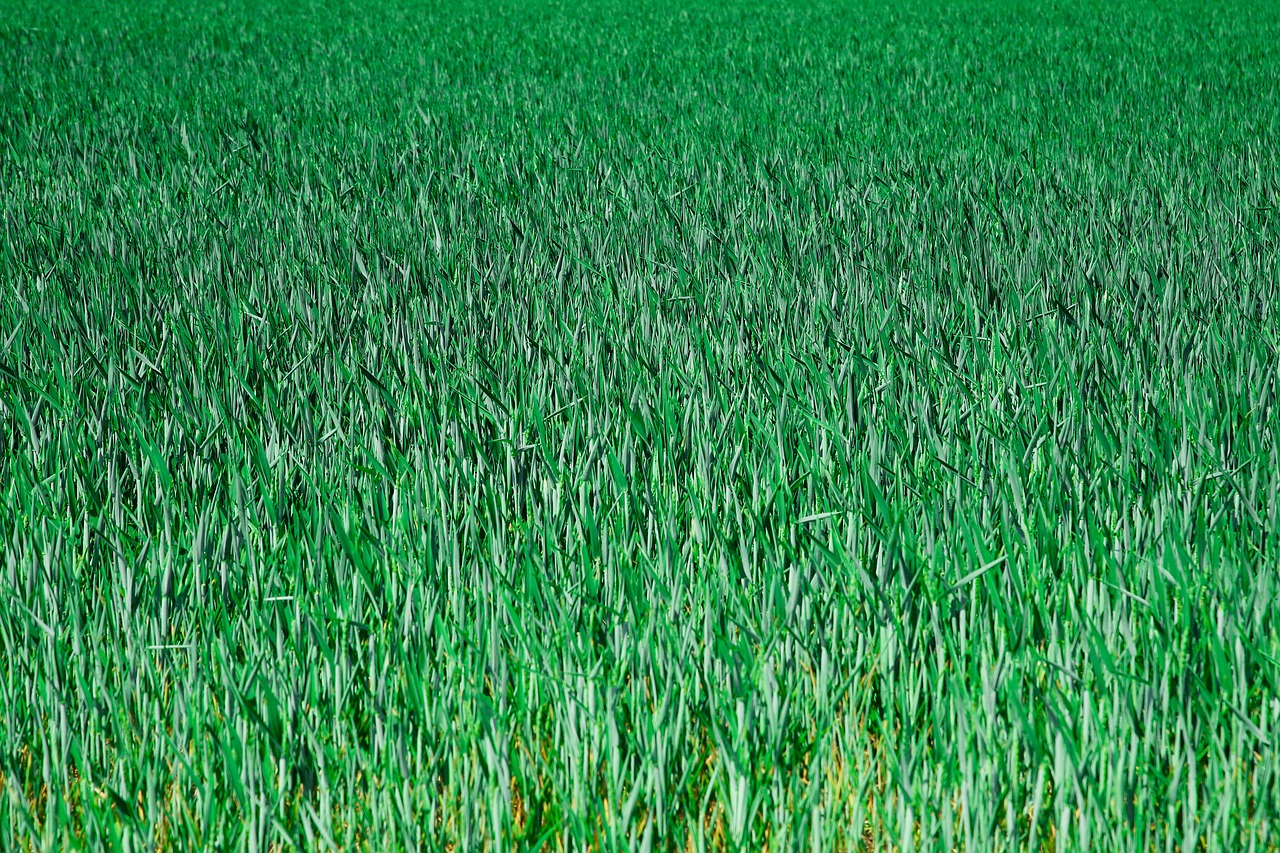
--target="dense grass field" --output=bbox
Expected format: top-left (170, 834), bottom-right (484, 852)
top-left (2, 0), bottom-right (1280, 848)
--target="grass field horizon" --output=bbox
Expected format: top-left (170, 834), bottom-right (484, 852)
top-left (2, 0), bottom-right (1279, 849)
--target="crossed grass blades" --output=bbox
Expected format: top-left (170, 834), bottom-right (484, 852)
top-left (2, 0), bottom-right (1279, 849)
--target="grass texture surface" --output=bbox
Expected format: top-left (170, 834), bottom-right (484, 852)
top-left (2, 0), bottom-right (1280, 848)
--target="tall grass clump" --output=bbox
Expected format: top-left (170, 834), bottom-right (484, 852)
top-left (2, 0), bottom-right (1279, 848)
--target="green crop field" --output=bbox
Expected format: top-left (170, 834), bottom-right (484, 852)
top-left (2, 0), bottom-right (1279, 849)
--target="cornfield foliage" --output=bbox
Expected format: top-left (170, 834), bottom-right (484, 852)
top-left (2, 0), bottom-right (1279, 849)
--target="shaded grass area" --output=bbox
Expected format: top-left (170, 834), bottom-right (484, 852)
top-left (2, 0), bottom-right (1280, 848)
